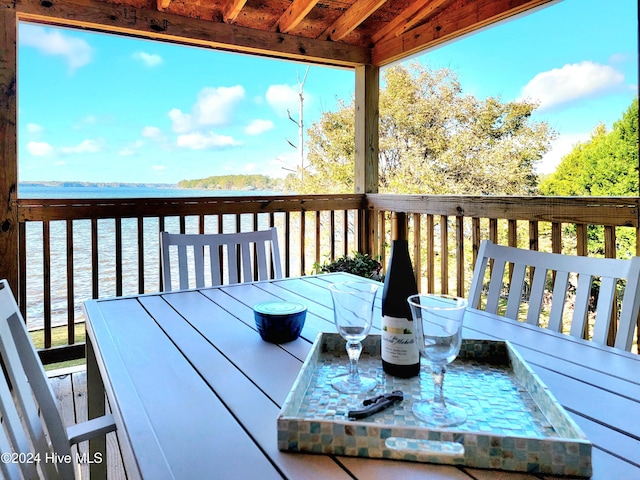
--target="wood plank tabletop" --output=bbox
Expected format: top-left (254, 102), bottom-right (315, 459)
top-left (84, 273), bottom-right (640, 480)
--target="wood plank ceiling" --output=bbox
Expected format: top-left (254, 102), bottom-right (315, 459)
top-left (13, 0), bottom-right (558, 67)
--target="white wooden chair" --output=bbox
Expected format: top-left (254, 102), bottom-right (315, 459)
top-left (160, 227), bottom-right (283, 291)
top-left (0, 279), bottom-right (116, 480)
top-left (468, 240), bottom-right (640, 351)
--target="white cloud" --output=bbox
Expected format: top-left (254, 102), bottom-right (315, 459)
top-left (152, 165), bottom-right (166, 171)
top-left (132, 51), bottom-right (163, 67)
top-left (520, 61), bottom-right (625, 111)
top-left (535, 132), bottom-right (592, 174)
top-left (176, 132), bottom-right (240, 150)
top-left (142, 126), bottom-right (163, 139)
top-left (26, 123), bottom-right (44, 134)
top-left (265, 84), bottom-right (300, 117)
top-left (168, 109), bottom-right (191, 134)
top-left (118, 140), bottom-right (144, 156)
top-left (60, 139), bottom-right (103, 154)
top-left (26, 141), bottom-right (54, 156)
top-left (169, 86), bottom-right (245, 133)
top-left (19, 24), bottom-right (93, 72)
top-left (245, 119), bottom-right (274, 135)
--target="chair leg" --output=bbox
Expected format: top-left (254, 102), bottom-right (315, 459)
top-left (87, 337), bottom-right (108, 480)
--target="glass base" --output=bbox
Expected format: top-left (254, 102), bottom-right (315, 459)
top-left (331, 374), bottom-right (377, 393)
top-left (412, 400), bottom-right (467, 427)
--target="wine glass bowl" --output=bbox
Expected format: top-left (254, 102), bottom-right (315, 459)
top-left (328, 282), bottom-right (379, 393)
top-left (407, 294), bottom-right (467, 427)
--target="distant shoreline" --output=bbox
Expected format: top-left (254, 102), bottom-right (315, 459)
top-left (19, 181), bottom-right (178, 189)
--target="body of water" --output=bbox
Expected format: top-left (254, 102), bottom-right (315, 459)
top-left (20, 184), bottom-right (281, 330)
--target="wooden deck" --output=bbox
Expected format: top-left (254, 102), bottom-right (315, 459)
top-left (48, 366), bottom-right (127, 480)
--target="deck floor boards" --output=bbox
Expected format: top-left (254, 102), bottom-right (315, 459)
top-left (49, 366), bottom-right (127, 480)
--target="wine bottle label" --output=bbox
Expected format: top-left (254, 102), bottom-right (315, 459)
top-left (381, 315), bottom-right (419, 365)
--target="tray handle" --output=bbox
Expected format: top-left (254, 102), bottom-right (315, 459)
top-left (385, 437), bottom-right (465, 457)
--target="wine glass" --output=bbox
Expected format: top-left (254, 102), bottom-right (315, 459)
top-left (328, 282), bottom-right (380, 393)
top-left (407, 294), bottom-right (467, 427)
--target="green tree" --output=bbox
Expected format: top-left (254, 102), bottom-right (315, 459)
top-left (291, 62), bottom-right (555, 195)
top-left (539, 98), bottom-right (639, 197)
top-left (539, 98), bottom-right (639, 257)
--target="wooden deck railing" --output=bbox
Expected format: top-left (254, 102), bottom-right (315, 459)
top-left (16, 194), bottom-right (640, 363)
top-left (17, 194), bottom-right (365, 363)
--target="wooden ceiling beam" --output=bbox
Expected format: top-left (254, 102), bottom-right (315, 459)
top-left (371, 0), bottom-right (454, 44)
top-left (11, 0), bottom-right (370, 67)
top-left (157, 0), bottom-right (171, 12)
top-left (273, 0), bottom-right (320, 33)
top-left (322, 0), bottom-right (388, 41)
top-left (222, 0), bottom-right (247, 23)
top-left (372, 0), bottom-right (558, 66)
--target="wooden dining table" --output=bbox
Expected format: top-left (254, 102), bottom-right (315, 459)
top-left (84, 272), bottom-right (640, 480)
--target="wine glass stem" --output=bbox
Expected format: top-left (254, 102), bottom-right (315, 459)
top-left (430, 365), bottom-right (447, 409)
top-left (346, 341), bottom-right (363, 382)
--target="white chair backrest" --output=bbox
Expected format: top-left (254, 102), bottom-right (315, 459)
top-left (468, 240), bottom-right (640, 351)
top-left (160, 228), bottom-right (283, 291)
top-left (0, 279), bottom-right (116, 480)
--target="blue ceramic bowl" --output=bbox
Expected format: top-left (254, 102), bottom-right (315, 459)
top-left (253, 301), bottom-right (307, 344)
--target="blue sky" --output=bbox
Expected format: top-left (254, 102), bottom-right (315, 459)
top-left (18, 0), bottom-right (638, 184)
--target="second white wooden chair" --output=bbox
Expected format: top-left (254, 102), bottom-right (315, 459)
top-left (0, 279), bottom-right (116, 480)
top-left (468, 239), bottom-right (640, 351)
top-left (160, 227), bottom-right (283, 291)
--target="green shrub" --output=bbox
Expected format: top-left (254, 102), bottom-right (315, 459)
top-left (315, 252), bottom-right (384, 281)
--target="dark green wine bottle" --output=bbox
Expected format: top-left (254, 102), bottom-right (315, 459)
top-left (381, 213), bottom-right (420, 378)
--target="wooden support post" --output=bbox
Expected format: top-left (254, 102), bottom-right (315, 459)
top-left (354, 64), bottom-right (379, 256)
top-left (0, 9), bottom-right (18, 293)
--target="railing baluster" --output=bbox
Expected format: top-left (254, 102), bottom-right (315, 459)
top-left (330, 210), bottom-right (335, 261)
top-left (343, 210), bottom-right (349, 257)
top-left (315, 211), bottom-right (321, 268)
top-left (412, 213), bottom-right (421, 292)
top-left (284, 211), bottom-right (291, 278)
top-left (91, 218), bottom-right (98, 300)
top-left (456, 215), bottom-right (464, 298)
top-left (137, 217), bottom-right (145, 294)
top-left (427, 214), bottom-right (435, 293)
top-left (19, 221), bottom-right (26, 320)
top-left (115, 217), bottom-right (123, 297)
top-left (66, 220), bottom-right (74, 345)
top-left (43, 221), bottom-right (51, 349)
top-left (440, 215), bottom-right (448, 294)
top-left (300, 212), bottom-right (306, 276)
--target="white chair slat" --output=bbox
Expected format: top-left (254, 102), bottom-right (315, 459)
top-left (591, 276), bottom-right (617, 344)
top-left (525, 266), bottom-right (547, 325)
top-left (240, 242), bottom-right (253, 282)
top-left (569, 273), bottom-right (593, 338)
top-left (616, 257), bottom-right (640, 350)
top-left (193, 244), bottom-right (206, 288)
top-left (0, 425), bottom-right (22, 480)
top-left (548, 270), bottom-right (569, 332)
top-left (485, 260), bottom-right (506, 313)
top-left (505, 263), bottom-right (527, 319)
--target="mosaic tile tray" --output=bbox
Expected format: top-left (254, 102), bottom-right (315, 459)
top-left (277, 333), bottom-right (592, 477)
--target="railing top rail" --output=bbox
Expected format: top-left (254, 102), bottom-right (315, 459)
top-left (16, 194), bottom-right (366, 222)
top-left (366, 194), bottom-right (640, 227)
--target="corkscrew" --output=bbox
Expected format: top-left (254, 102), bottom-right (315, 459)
top-left (347, 390), bottom-right (404, 419)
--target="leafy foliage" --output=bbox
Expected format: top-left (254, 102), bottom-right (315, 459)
top-left (178, 174), bottom-right (284, 191)
top-left (539, 98), bottom-right (639, 197)
top-left (539, 98), bottom-right (639, 258)
top-left (315, 252), bottom-right (384, 281)
top-left (287, 62), bottom-right (555, 195)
